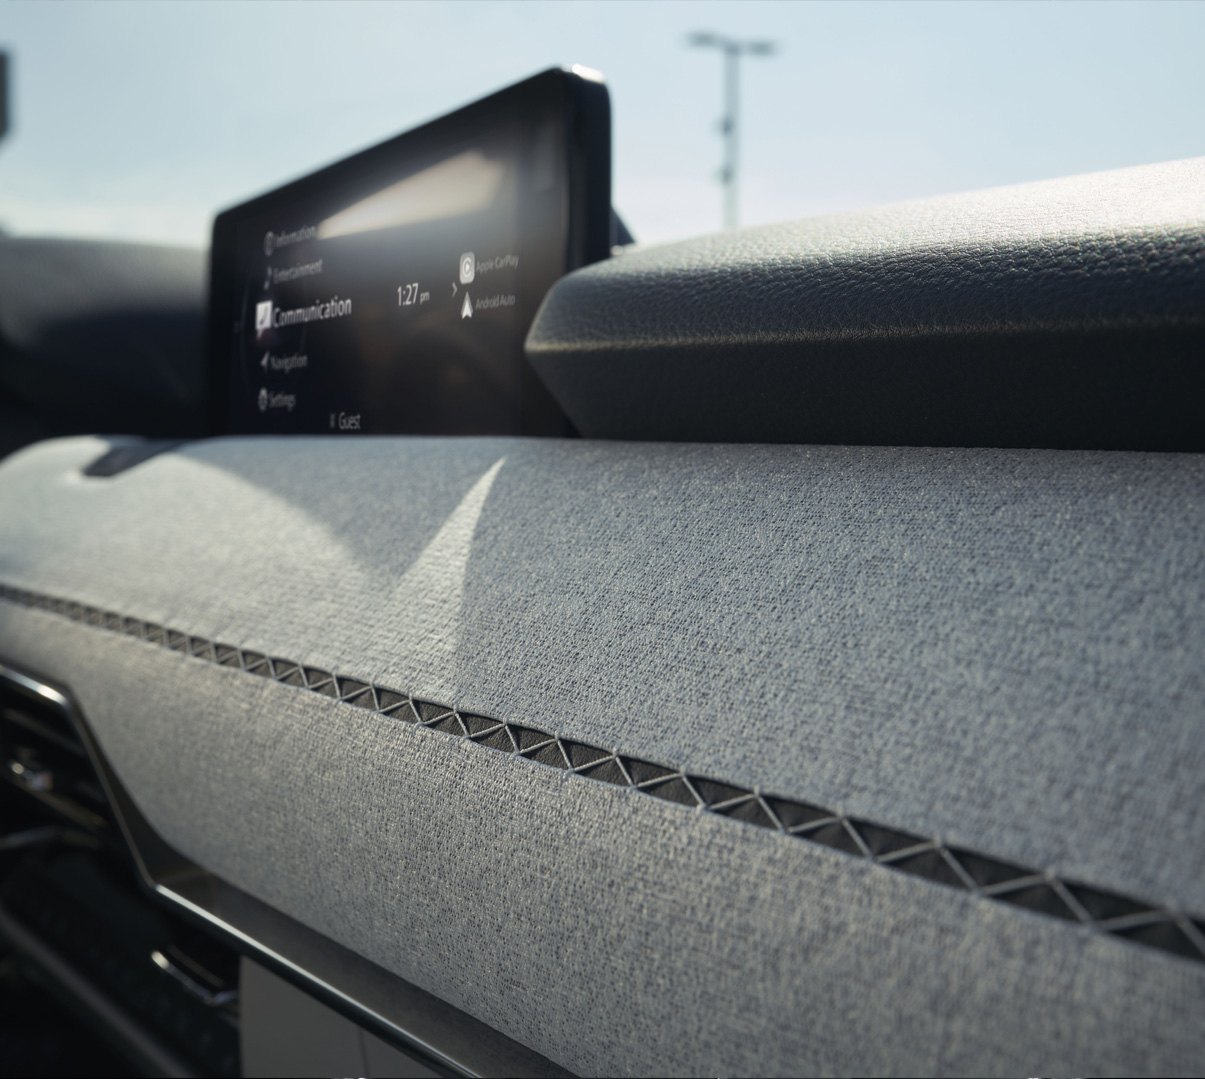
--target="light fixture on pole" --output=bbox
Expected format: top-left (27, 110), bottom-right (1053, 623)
top-left (688, 32), bottom-right (776, 230)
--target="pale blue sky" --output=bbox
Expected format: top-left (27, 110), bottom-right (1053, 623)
top-left (1, 0), bottom-right (1202, 248)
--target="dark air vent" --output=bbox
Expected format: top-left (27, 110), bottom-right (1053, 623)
top-left (0, 675), bottom-right (113, 835)
top-left (0, 667), bottom-right (242, 1077)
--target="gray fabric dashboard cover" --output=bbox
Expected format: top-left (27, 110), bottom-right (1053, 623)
top-left (1, 435), bottom-right (1203, 1077)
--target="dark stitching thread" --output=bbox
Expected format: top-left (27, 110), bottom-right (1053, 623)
top-left (4, 582), bottom-right (1205, 965)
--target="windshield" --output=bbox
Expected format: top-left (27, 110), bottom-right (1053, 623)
top-left (1, 0), bottom-right (1202, 247)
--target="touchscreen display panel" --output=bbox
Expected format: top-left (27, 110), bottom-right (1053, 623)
top-left (210, 69), bottom-right (608, 436)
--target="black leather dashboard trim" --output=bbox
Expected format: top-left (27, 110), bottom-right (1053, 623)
top-left (526, 158), bottom-right (1205, 450)
top-left (5, 580), bottom-right (1203, 967)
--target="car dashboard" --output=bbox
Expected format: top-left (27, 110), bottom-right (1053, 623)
top-left (0, 138), bottom-right (1202, 1077)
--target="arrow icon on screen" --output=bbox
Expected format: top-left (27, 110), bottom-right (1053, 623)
top-left (461, 294), bottom-right (473, 319)
top-left (452, 281), bottom-right (457, 297)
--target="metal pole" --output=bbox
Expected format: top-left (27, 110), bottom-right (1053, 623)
top-left (723, 45), bottom-right (739, 230)
top-left (689, 33), bottom-right (775, 232)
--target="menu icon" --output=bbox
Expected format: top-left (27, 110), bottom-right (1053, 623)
top-left (255, 301), bottom-right (272, 337)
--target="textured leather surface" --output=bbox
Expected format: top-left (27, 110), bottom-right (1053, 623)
top-left (527, 157), bottom-right (1205, 450)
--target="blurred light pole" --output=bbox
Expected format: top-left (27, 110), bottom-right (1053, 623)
top-left (688, 32), bottom-right (776, 230)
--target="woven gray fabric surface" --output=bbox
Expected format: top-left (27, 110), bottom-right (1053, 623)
top-left (2, 608), bottom-right (1204, 1078)
top-left (0, 436), bottom-right (1201, 912)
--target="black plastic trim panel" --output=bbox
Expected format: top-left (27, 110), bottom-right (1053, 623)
top-left (4, 582), bottom-right (1204, 968)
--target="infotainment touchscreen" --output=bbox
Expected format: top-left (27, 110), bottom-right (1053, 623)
top-left (207, 68), bottom-right (611, 436)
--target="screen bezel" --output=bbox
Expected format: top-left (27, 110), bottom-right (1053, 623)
top-left (205, 67), bottom-right (611, 437)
